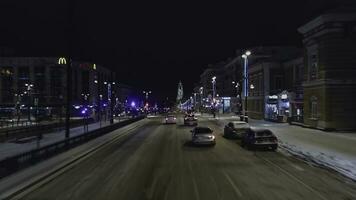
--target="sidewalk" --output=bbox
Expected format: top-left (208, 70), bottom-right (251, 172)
top-left (0, 117), bottom-right (130, 161)
top-left (200, 113), bottom-right (356, 181)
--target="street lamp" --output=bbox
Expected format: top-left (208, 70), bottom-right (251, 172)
top-left (212, 76), bottom-right (217, 99)
top-left (193, 93), bottom-right (197, 111)
top-left (143, 90), bottom-right (152, 100)
top-left (25, 83), bottom-right (34, 123)
top-left (104, 81), bottom-right (116, 124)
top-left (242, 50), bottom-right (251, 122)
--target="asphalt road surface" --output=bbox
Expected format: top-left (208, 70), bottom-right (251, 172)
top-left (22, 116), bottom-right (356, 200)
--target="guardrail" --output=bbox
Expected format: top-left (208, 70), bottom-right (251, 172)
top-left (0, 116), bottom-right (145, 179)
top-left (0, 118), bottom-right (95, 142)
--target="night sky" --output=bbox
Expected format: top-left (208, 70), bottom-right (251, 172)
top-left (0, 0), bottom-right (350, 102)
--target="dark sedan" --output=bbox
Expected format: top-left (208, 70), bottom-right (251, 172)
top-left (241, 128), bottom-right (278, 151)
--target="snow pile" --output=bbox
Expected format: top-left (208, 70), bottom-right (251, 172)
top-left (279, 140), bottom-right (356, 181)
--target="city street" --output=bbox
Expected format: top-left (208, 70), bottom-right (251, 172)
top-left (18, 116), bottom-right (356, 200)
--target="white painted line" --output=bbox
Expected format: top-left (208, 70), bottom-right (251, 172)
top-left (222, 171), bottom-right (242, 198)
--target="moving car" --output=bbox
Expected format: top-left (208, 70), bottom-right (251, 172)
top-left (184, 114), bottom-right (198, 126)
top-left (191, 126), bottom-right (216, 145)
top-left (241, 128), bottom-right (278, 151)
top-left (164, 115), bottom-right (177, 124)
top-left (223, 121), bottom-right (250, 139)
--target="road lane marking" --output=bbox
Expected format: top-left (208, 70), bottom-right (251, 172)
top-left (222, 171), bottom-right (242, 198)
top-left (257, 155), bottom-right (329, 200)
top-left (187, 161), bottom-right (200, 200)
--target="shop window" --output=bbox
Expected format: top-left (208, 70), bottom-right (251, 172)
top-left (310, 96), bottom-right (318, 119)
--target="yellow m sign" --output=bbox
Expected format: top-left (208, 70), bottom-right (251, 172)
top-left (58, 57), bottom-right (67, 65)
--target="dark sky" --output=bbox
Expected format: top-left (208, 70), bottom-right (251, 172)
top-left (0, 0), bottom-right (350, 102)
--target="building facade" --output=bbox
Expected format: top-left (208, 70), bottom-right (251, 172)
top-left (0, 57), bottom-right (112, 118)
top-left (298, 8), bottom-right (356, 130)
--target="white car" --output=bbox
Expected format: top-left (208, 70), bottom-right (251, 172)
top-left (191, 127), bottom-right (216, 145)
top-left (164, 115), bottom-right (177, 124)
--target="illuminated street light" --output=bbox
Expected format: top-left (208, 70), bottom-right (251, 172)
top-left (212, 76), bottom-right (217, 98)
top-left (143, 90), bottom-right (152, 100)
top-left (242, 50), bottom-right (252, 122)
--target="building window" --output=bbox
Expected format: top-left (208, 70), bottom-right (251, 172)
top-left (310, 96), bottom-right (318, 119)
top-left (310, 54), bottom-right (318, 80)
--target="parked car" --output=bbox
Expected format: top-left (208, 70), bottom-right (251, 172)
top-left (241, 128), bottom-right (278, 151)
top-left (164, 115), bottom-right (177, 124)
top-left (191, 127), bottom-right (216, 145)
top-left (223, 121), bottom-right (250, 139)
top-left (184, 114), bottom-right (198, 126)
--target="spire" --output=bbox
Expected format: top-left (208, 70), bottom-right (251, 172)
top-left (176, 81), bottom-right (184, 103)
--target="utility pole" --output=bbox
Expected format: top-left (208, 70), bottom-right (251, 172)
top-left (65, 58), bottom-right (71, 138)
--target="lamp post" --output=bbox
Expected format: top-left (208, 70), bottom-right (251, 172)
top-left (199, 87), bottom-right (203, 113)
top-left (143, 90), bottom-right (151, 113)
top-left (14, 93), bottom-right (23, 124)
top-left (143, 90), bottom-right (152, 101)
top-left (242, 50), bottom-right (251, 122)
top-left (81, 93), bottom-right (90, 132)
top-left (99, 94), bottom-right (103, 127)
top-left (211, 76), bottom-right (216, 99)
top-left (104, 81), bottom-right (116, 124)
top-left (25, 83), bottom-right (34, 123)
top-left (193, 93), bottom-right (197, 111)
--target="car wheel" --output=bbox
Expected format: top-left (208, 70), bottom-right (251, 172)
top-left (271, 146), bottom-right (278, 151)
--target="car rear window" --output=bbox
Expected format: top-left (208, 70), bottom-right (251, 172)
top-left (256, 131), bottom-right (273, 137)
top-left (233, 122), bottom-right (249, 129)
top-left (195, 127), bottom-right (212, 134)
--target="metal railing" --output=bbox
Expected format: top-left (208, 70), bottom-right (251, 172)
top-left (0, 118), bottom-right (95, 142)
top-left (0, 116), bottom-right (145, 179)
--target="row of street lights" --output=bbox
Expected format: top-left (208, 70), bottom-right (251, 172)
top-left (194, 50), bottom-right (252, 121)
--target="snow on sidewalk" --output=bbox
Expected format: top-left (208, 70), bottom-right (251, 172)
top-left (0, 118), bottom-right (129, 161)
top-left (201, 114), bottom-right (356, 181)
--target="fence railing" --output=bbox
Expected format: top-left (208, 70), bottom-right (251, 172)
top-left (0, 116), bottom-right (145, 179)
top-left (0, 118), bottom-right (95, 142)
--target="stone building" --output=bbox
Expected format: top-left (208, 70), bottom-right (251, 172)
top-left (298, 8), bottom-right (356, 130)
top-left (243, 47), bottom-right (302, 120)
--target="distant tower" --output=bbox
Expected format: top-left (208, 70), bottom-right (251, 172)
top-left (176, 81), bottom-right (184, 103)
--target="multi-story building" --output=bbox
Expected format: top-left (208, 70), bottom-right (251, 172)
top-left (0, 57), bottom-right (112, 118)
top-left (298, 8), bottom-right (356, 130)
top-left (246, 46), bottom-right (302, 121)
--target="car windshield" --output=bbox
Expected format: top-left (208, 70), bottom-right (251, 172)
top-left (194, 127), bottom-right (212, 134)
